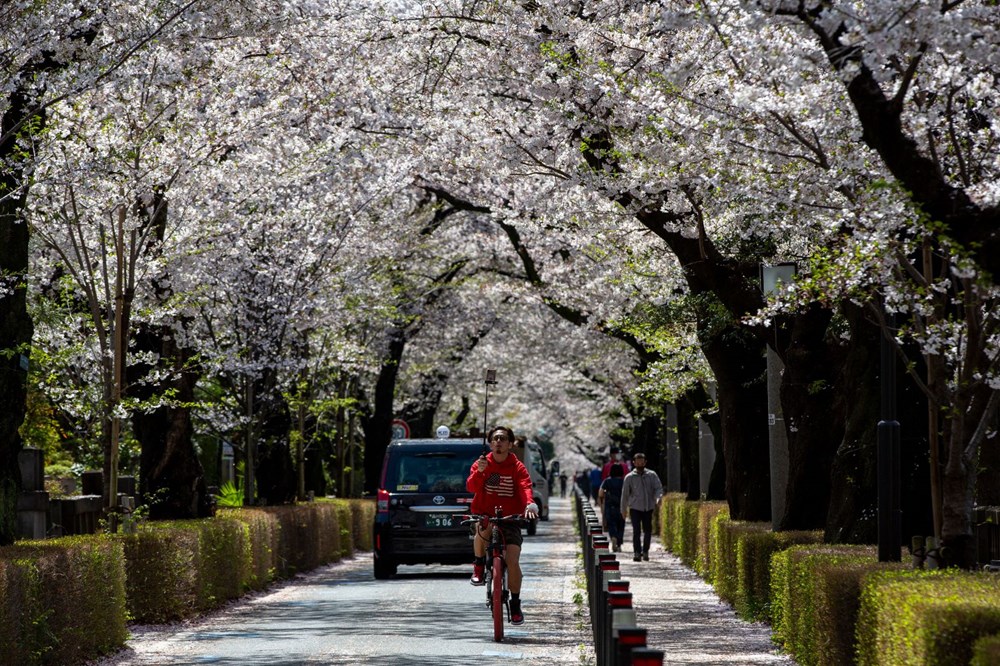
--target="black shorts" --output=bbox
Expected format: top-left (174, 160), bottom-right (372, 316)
top-left (474, 521), bottom-right (523, 548)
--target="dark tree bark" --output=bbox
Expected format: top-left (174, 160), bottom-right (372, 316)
top-left (776, 304), bottom-right (842, 529)
top-left (0, 88), bottom-right (34, 545)
top-left (785, 6), bottom-right (1000, 277)
top-left (362, 328), bottom-right (406, 494)
top-left (131, 326), bottom-right (210, 519)
top-left (0, 43), bottom-right (80, 541)
top-left (128, 189), bottom-right (210, 519)
top-left (701, 323), bottom-right (771, 520)
top-left (824, 305), bottom-right (880, 542)
top-left (632, 413), bottom-right (663, 472)
top-left (253, 368), bottom-right (295, 505)
top-left (675, 395), bottom-right (702, 500)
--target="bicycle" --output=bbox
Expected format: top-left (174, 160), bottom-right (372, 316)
top-left (462, 510), bottom-right (524, 642)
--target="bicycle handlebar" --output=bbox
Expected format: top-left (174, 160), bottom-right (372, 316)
top-left (460, 513), bottom-right (525, 526)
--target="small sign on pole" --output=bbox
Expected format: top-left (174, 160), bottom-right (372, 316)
top-left (391, 419), bottom-right (410, 441)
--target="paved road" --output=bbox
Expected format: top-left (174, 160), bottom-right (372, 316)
top-left (95, 497), bottom-right (591, 665)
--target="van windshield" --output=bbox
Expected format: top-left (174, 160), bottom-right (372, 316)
top-left (388, 451), bottom-right (477, 493)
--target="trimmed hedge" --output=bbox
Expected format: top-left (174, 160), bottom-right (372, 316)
top-left (857, 569), bottom-right (1000, 666)
top-left (735, 528), bottom-right (822, 622)
top-left (0, 536), bottom-right (127, 666)
top-left (1, 499), bottom-right (376, 664)
top-left (710, 518), bottom-right (770, 606)
top-left (972, 633), bottom-right (1000, 666)
top-left (693, 501), bottom-right (728, 578)
top-left (770, 544), bottom-right (907, 666)
top-left (659, 493), bottom-right (689, 558)
top-left (659, 495), bottom-right (727, 578)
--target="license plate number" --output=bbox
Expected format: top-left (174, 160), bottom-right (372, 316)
top-left (425, 513), bottom-right (454, 527)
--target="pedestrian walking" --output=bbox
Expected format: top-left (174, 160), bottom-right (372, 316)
top-left (576, 471), bottom-right (591, 499)
top-left (601, 447), bottom-right (630, 480)
top-left (620, 452), bottom-right (663, 562)
top-left (589, 465), bottom-right (602, 502)
top-left (559, 472), bottom-right (567, 497)
top-left (598, 464), bottom-right (625, 551)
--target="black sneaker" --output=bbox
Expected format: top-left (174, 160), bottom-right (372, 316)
top-left (510, 599), bottom-right (524, 625)
top-left (633, 554), bottom-right (641, 562)
top-left (642, 552), bottom-right (649, 561)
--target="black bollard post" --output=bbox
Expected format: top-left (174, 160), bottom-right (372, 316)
top-left (613, 626), bottom-right (646, 666)
top-left (605, 590), bottom-right (633, 666)
top-left (594, 553), bottom-right (617, 662)
top-left (628, 648), bottom-right (664, 665)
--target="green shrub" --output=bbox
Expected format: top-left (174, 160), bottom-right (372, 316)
top-left (735, 529), bottom-right (822, 623)
top-left (971, 633), bottom-right (1000, 666)
top-left (122, 515), bottom-right (252, 621)
top-left (0, 536), bottom-right (127, 666)
top-left (710, 518), bottom-right (769, 606)
top-left (857, 570), bottom-right (1000, 666)
top-left (348, 499), bottom-right (375, 551)
top-left (193, 516), bottom-right (250, 609)
top-left (679, 500), bottom-right (701, 566)
top-left (120, 527), bottom-right (199, 623)
top-left (769, 544), bottom-right (900, 665)
top-left (659, 493), bottom-right (687, 555)
top-left (694, 502), bottom-right (728, 579)
top-left (262, 502), bottom-right (344, 576)
top-left (0, 500), bottom-right (373, 663)
top-left (222, 508), bottom-right (280, 590)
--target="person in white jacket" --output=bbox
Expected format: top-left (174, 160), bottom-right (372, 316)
top-left (620, 452), bottom-right (663, 561)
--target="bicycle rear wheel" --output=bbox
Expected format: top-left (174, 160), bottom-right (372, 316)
top-left (491, 555), bottom-right (504, 641)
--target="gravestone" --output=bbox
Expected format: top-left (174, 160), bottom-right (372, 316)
top-left (17, 448), bottom-right (49, 539)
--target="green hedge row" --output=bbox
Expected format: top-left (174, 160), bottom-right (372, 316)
top-left (0, 536), bottom-right (127, 666)
top-left (660, 498), bottom-right (1000, 665)
top-left (0, 499), bottom-right (375, 665)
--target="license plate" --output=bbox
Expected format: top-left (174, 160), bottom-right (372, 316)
top-left (425, 513), bottom-right (454, 528)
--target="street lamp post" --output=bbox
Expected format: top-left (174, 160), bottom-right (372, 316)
top-left (761, 263), bottom-right (796, 529)
top-left (878, 311), bottom-right (902, 561)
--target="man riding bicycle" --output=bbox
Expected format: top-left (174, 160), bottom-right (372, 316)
top-left (467, 425), bottom-right (538, 625)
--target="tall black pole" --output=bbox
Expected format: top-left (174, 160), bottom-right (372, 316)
top-left (878, 311), bottom-right (902, 561)
top-left (482, 368), bottom-right (496, 456)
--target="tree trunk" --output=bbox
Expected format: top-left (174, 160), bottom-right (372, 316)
top-left (702, 323), bottom-right (770, 521)
top-left (0, 64), bottom-right (44, 545)
top-left (633, 413), bottom-right (662, 472)
top-left (0, 198), bottom-right (29, 545)
top-left (939, 386), bottom-right (996, 569)
top-left (127, 188), bottom-right (209, 518)
top-left (362, 328), bottom-right (406, 494)
top-left (253, 368), bottom-right (295, 505)
top-left (131, 324), bottom-right (210, 519)
top-left (777, 305), bottom-right (842, 529)
top-left (675, 395), bottom-right (701, 500)
top-left (824, 306), bottom-right (880, 543)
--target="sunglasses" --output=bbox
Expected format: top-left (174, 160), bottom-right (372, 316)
top-left (491, 434), bottom-right (509, 442)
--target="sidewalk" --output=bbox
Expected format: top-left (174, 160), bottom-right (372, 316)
top-left (608, 525), bottom-right (796, 665)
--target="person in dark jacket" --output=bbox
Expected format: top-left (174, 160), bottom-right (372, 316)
top-left (598, 464), bottom-right (626, 551)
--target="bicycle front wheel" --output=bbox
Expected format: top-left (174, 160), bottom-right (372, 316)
top-left (491, 555), bottom-right (504, 642)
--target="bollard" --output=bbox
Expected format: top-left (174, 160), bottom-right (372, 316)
top-left (613, 626), bottom-right (646, 666)
top-left (607, 600), bottom-right (636, 665)
top-left (586, 522), bottom-right (604, 573)
top-left (589, 545), bottom-right (611, 640)
top-left (628, 648), bottom-right (664, 665)
top-left (594, 555), bottom-right (618, 660)
top-left (607, 579), bottom-right (629, 593)
top-left (604, 591), bottom-right (633, 666)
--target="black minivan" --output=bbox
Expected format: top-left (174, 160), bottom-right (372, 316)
top-left (373, 438), bottom-right (484, 579)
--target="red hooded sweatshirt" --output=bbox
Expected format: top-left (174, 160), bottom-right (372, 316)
top-left (467, 451), bottom-right (533, 517)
